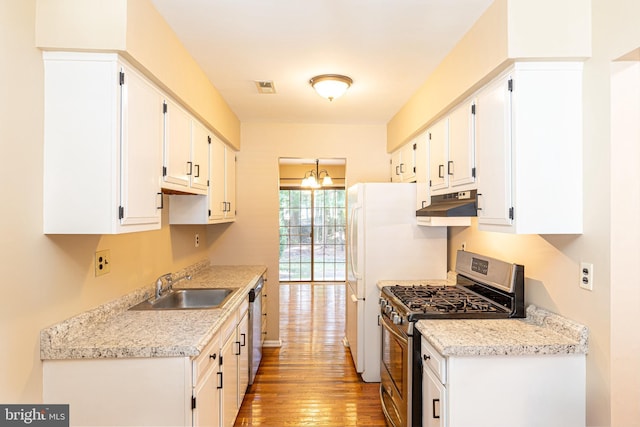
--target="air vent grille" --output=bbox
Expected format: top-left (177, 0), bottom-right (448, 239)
top-left (255, 80), bottom-right (276, 94)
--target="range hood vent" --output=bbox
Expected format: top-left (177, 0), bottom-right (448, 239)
top-left (417, 190), bottom-right (477, 217)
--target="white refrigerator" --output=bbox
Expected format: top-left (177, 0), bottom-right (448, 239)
top-left (345, 182), bottom-right (447, 382)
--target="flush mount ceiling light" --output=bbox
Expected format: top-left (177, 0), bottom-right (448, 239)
top-left (309, 74), bottom-right (353, 101)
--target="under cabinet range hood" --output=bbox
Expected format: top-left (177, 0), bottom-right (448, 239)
top-left (416, 190), bottom-right (477, 226)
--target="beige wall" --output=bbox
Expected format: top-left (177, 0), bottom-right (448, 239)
top-left (387, 0), bottom-right (591, 152)
top-left (387, 0), bottom-right (640, 425)
top-left (0, 0), bottom-right (210, 402)
top-left (34, 0), bottom-right (241, 149)
top-left (207, 122), bottom-right (388, 342)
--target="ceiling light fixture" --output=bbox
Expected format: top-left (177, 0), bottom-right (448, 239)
top-left (301, 159), bottom-right (333, 188)
top-left (309, 74), bottom-right (353, 101)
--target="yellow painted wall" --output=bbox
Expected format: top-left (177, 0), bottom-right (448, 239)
top-left (207, 122), bottom-right (388, 342)
top-left (1, 0), bottom-right (209, 402)
top-left (387, 0), bottom-right (591, 153)
top-left (35, 0), bottom-right (241, 149)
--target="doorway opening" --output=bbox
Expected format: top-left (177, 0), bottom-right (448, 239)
top-left (278, 158), bottom-right (346, 282)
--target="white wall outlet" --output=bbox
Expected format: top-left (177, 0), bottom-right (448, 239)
top-left (580, 262), bottom-right (593, 291)
top-left (95, 250), bottom-right (111, 276)
top-left (194, 233), bottom-right (200, 248)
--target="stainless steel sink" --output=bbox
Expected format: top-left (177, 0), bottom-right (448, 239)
top-left (129, 288), bottom-right (237, 310)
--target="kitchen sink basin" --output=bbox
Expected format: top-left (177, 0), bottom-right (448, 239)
top-left (129, 288), bottom-right (237, 310)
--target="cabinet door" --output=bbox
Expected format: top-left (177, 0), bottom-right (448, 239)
top-left (220, 334), bottom-right (239, 427)
top-left (224, 148), bottom-right (236, 219)
top-left (400, 141), bottom-right (416, 182)
top-left (191, 120), bottom-right (211, 193)
top-left (423, 367), bottom-right (446, 427)
top-left (475, 73), bottom-right (513, 226)
top-left (390, 150), bottom-right (402, 182)
top-left (428, 118), bottom-right (449, 192)
top-left (237, 310), bottom-right (249, 406)
top-left (119, 64), bottom-right (163, 228)
top-left (193, 363), bottom-right (220, 427)
top-left (448, 100), bottom-right (476, 188)
top-left (414, 131), bottom-right (429, 210)
top-left (162, 98), bottom-right (191, 190)
top-left (209, 136), bottom-right (226, 221)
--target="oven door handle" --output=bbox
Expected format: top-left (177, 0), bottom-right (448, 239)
top-left (381, 314), bottom-right (408, 345)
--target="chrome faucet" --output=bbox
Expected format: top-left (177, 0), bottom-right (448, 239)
top-left (155, 273), bottom-right (173, 299)
top-left (154, 272), bottom-right (192, 299)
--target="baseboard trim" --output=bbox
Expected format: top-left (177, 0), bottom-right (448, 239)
top-left (262, 339), bottom-right (282, 348)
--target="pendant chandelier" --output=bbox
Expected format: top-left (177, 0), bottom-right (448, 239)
top-left (301, 159), bottom-right (333, 188)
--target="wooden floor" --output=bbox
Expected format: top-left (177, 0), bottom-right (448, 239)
top-left (234, 283), bottom-right (387, 427)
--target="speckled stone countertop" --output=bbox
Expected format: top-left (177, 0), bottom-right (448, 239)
top-left (415, 305), bottom-right (588, 357)
top-left (40, 261), bottom-right (267, 360)
top-left (377, 271), bottom-right (458, 289)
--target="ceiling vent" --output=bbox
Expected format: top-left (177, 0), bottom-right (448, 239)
top-left (255, 80), bottom-right (276, 94)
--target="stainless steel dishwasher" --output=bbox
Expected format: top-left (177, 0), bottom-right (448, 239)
top-left (248, 276), bottom-right (264, 385)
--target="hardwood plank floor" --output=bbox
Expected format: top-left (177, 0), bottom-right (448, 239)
top-left (234, 283), bottom-right (387, 427)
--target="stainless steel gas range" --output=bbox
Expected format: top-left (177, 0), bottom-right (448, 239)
top-left (378, 250), bottom-right (525, 427)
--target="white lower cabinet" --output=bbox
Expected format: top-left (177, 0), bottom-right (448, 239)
top-left (42, 300), bottom-right (250, 427)
top-left (421, 338), bottom-right (585, 427)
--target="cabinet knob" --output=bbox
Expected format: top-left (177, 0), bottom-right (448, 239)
top-left (423, 354), bottom-right (431, 361)
top-left (209, 353), bottom-right (217, 360)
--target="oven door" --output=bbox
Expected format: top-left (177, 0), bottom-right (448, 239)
top-left (380, 314), bottom-right (410, 427)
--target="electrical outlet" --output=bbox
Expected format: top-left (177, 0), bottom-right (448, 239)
top-left (580, 262), bottom-right (593, 291)
top-left (95, 250), bottom-right (111, 276)
top-left (194, 233), bottom-right (200, 248)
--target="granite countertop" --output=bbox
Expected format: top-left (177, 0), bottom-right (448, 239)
top-left (40, 261), bottom-right (267, 360)
top-left (377, 271), bottom-right (458, 289)
top-left (415, 305), bottom-right (589, 357)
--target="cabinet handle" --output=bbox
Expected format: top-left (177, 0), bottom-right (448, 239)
top-left (448, 160), bottom-right (454, 176)
top-left (157, 192), bottom-right (163, 210)
top-left (209, 353), bottom-right (217, 360)
top-left (432, 399), bottom-right (440, 419)
top-left (395, 165), bottom-right (400, 176)
top-left (235, 341), bottom-right (241, 356)
top-left (194, 164), bottom-right (200, 178)
top-left (187, 161), bottom-right (193, 176)
top-left (421, 200), bottom-right (427, 208)
top-left (477, 193), bottom-right (483, 211)
top-left (438, 164), bottom-right (444, 179)
top-left (400, 163), bottom-right (405, 173)
top-left (217, 372), bottom-right (223, 389)
top-left (241, 333), bottom-right (246, 347)
top-left (423, 354), bottom-right (431, 360)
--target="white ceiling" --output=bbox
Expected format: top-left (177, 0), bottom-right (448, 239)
top-left (150, 0), bottom-right (493, 125)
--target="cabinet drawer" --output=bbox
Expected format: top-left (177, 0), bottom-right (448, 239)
top-left (193, 335), bottom-right (220, 385)
top-left (421, 338), bottom-right (446, 384)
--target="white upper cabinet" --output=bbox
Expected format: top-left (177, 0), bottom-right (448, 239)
top-left (428, 118), bottom-right (449, 192)
top-left (162, 98), bottom-right (191, 189)
top-left (169, 133), bottom-right (236, 225)
top-left (414, 131), bottom-right (429, 210)
top-left (475, 62), bottom-right (583, 234)
top-left (429, 99), bottom-right (476, 196)
top-left (43, 52), bottom-right (163, 234)
top-left (162, 99), bottom-right (209, 195)
top-left (391, 140), bottom-right (417, 182)
top-left (447, 100), bottom-right (476, 190)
